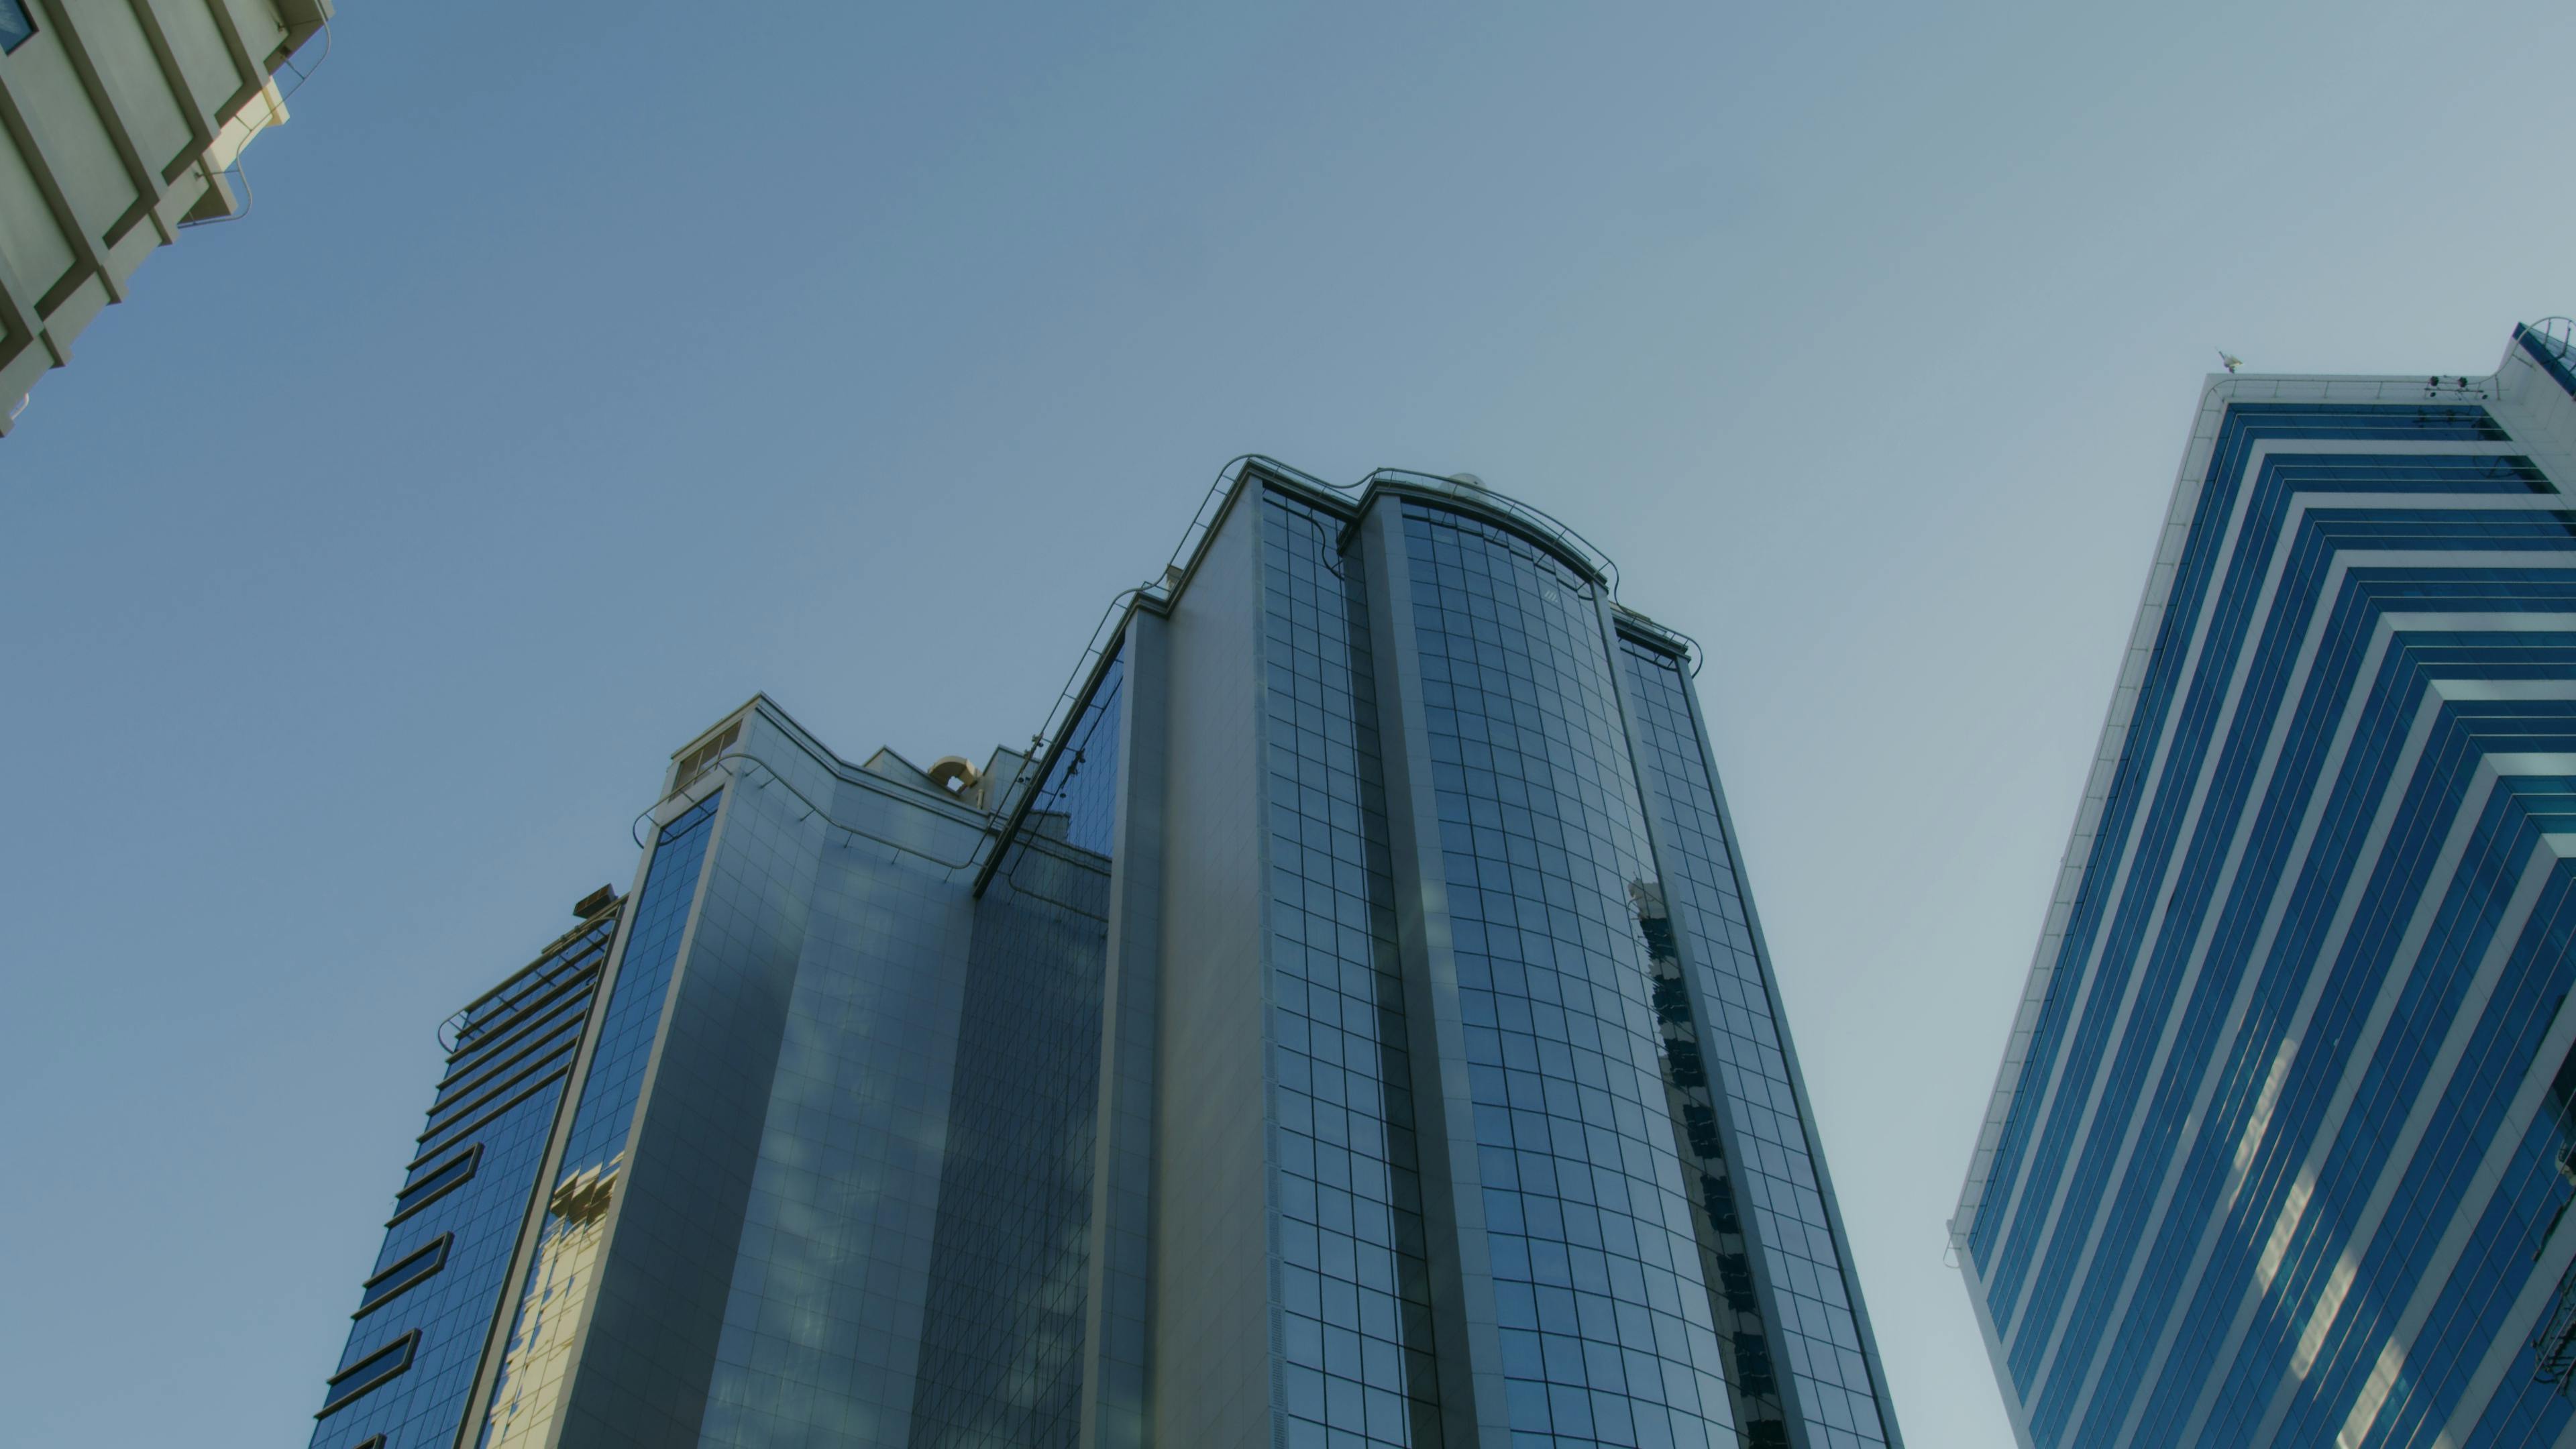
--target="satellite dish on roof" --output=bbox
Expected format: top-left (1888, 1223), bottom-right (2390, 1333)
top-left (1447, 472), bottom-right (1486, 490)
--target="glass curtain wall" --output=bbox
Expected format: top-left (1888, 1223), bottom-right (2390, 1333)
top-left (1621, 637), bottom-right (1893, 1449)
top-left (309, 909), bottom-right (623, 1449)
top-left (479, 791), bottom-right (722, 1448)
top-left (910, 648), bottom-right (1125, 1449)
top-left (1263, 489), bottom-right (1447, 1448)
top-left (1398, 501), bottom-right (1740, 1449)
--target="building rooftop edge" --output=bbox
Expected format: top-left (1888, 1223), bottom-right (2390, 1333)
top-left (650, 455), bottom-right (1710, 904)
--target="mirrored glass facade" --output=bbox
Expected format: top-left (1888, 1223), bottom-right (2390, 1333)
top-left (309, 905), bottom-right (623, 1449)
top-left (482, 791), bottom-right (720, 1448)
top-left (1265, 492), bottom-right (1446, 1448)
top-left (1402, 502), bottom-right (1743, 1449)
top-left (911, 647), bottom-right (1124, 1449)
top-left (308, 461), bottom-right (1898, 1449)
top-left (688, 729), bottom-right (986, 1449)
top-left (1956, 325), bottom-right (2576, 1448)
top-left (1622, 639), bottom-right (1889, 1449)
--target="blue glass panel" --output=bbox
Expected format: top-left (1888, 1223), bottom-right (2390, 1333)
top-left (308, 909), bottom-right (621, 1449)
top-left (553, 792), bottom-right (722, 1182)
top-left (1265, 491), bottom-right (1444, 1448)
top-left (1984, 447), bottom-right (2540, 1312)
top-left (2518, 323), bottom-right (2576, 402)
top-left (472, 792), bottom-right (719, 1448)
top-left (1621, 637), bottom-right (1890, 1448)
top-left (1960, 400), bottom-right (2576, 1448)
top-left (1976, 413), bottom-right (2516, 1269)
top-left (909, 651), bottom-right (1124, 1449)
top-left (689, 747), bottom-right (985, 1449)
top-left (1401, 500), bottom-right (1740, 1448)
top-left (321, 1333), bottom-right (418, 1417)
top-left (356, 1236), bottom-right (450, 1317)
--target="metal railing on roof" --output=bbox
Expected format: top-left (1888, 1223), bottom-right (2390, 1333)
top-left (1013, 454), bottom-right (1291, 792)
top-left (1360, 467), bottom-right (1622, 598)
top-left (437, 910), bottom-right (619, 1054)
top-left (2517, 318), bottom-right (2576, 401)
top-left (1009, 453), bottom-right (1670, 808)
top-left (629, 749), bottom-right (988, 870)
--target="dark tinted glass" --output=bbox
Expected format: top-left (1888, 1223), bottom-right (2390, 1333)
top-left (356, 1236), bottom-right (451, 1317)
top-left (910, 649), bottom-right (1124, 1449)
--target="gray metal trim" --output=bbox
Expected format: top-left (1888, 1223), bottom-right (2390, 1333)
top-left (1249, 498), bottom-right (1287, 1449)
top-left (30, 1), bottom-right (168, 250)
top-left (979, 558), bottom-right (1198, 897)
top-left (1080, 610), bottom-right (1168, 1449)
top-left (118, 0), bottom-right (217, 184)
top-left (0, 59), bottom-right (113, 324)
top-left (1951, 382), bottom-right (2234, 1248)
top-left (1142, 482), bottom-right (1279, 1449)
top-left (189, 0), bottom-right (272, 118)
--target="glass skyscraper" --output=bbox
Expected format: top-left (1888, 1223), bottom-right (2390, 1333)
top-left (308, 462), bottom-right (1902, 1449)
top-left (1954, 321), bottom-right (2576, 1448)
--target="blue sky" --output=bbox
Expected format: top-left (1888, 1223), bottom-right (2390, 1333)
top-left (3, 3), bottom-right (2570, 1444)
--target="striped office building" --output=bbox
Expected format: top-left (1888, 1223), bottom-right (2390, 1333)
top-left (1954, 321), bottom-right (2576, 1448)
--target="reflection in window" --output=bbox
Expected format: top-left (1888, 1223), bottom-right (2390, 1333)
top-left (476, 791), bottom-right (722, 1448)
top-left (483, 1165), bottom-right (621, 1448)
top-left (307, 906), bottom-right (622, 1449)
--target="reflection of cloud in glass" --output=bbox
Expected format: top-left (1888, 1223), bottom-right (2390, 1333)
top-left (484, 1161), bottom-right (621, 1449)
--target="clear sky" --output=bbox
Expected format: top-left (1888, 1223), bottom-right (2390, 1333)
top-left (3, 3), bottom-right (2571, 1444)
